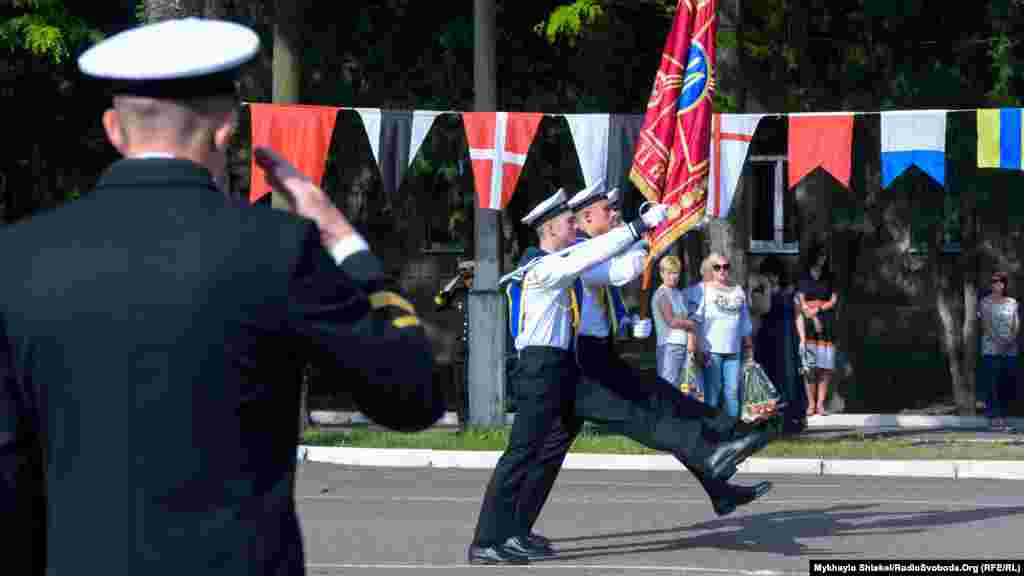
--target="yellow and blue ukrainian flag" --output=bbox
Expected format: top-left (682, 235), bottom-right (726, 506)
top-left (978, 108), bottom-right (1024, 170)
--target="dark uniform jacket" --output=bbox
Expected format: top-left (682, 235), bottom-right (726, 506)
top-left (0, 158), bottom-right (444, 575)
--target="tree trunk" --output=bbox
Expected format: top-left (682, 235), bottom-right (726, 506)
top-left (706, 0), bottom-right (745, 282)
top-left (272, 0), bottom-right (302, 210)
top-left (931, 175), bottom-right (974, 415)
top-left (270, 0), bottom-right (308, 435)
top-left (144, 0), bottom-right (191, 22)
top-left (200, 0), bottom-right (226, 19)
top-left (958, 167), bottom-right (980, 414)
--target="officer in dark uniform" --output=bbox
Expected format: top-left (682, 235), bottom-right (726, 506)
top-left (514, 182), bottom-right (774, 549)
top-left (0, 18), bottom-right (443, 576)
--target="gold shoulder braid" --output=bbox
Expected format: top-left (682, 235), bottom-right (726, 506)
top-left (369, 291), bottom-right (422, 328)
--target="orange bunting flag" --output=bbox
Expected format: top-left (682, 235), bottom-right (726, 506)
top-left (787, 114), bottom-right (854, 189)
top-left (629, 0), bottom-right (718, 264)
top-left (249, 104), bottom-right (340, 203)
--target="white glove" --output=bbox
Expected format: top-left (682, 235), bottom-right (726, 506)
top-left (632, 318), bottom-right (653, 339)
top-left (640, 203), bottom-right (670, 229)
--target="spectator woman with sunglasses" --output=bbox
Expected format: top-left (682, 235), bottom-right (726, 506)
top-left (687, 252), bottom-right (754, 428)
top-left (979, 270), bottom-right (1019, 430)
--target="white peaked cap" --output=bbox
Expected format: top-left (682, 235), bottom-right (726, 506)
top-left (567, 178), bottom-right (607, 212)
top-left (78, 18), bottom-right (259, 98)
top-left (522, 188), bottom-right (570, 227)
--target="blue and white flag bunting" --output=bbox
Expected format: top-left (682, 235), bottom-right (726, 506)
top-left (880, 110), bottom-right (947, 188)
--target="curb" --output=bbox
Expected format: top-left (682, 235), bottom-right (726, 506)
top-left (296, 446), bottom-right (1024, 481)
top-left (309, 411), bottom-right (1023, 430)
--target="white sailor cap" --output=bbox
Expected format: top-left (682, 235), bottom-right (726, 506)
top-left (78, 18), bottom-right (260, 98)
top-left (605, 187), bottom-right (620, 209)
top-left (567, 179), bottom-right (607, 212)
top-left (522, 188), bottom-right (571, 228)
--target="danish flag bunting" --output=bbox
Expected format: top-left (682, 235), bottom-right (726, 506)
top-left (462, 112), bottom-right (543, 211)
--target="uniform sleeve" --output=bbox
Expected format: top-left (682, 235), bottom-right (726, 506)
top-left (581, 244), bottom-right (647, 287)
top-left (287, 225), bottom-right (444, 432)
top-left (0, 314), bottom-right (18, 517)
top-left (527, 223), bottom-right (640, 290)
top-left (0, 313), bottom-right (44, 573)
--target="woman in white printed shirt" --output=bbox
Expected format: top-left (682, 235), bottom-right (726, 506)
top-left (688, 252), bottom-right (754, 427)
top-left (978, 270), bottom-right (1019, 430)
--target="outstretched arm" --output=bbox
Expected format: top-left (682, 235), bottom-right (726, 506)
top-left (581, 242), bottom-right (648, 287)
top-left (527, 215), bottom-right (661, 290)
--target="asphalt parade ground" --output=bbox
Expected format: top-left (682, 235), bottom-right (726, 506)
top-left (295, 461), bottom-right (1024, 576)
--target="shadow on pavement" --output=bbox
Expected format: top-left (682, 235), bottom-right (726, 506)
top-left (540, 503), bottom-right (1024, 561)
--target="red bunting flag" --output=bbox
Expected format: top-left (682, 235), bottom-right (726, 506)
top-left (788, 114), bottom-right (854, 189)
top-left (249, 104), bottom-right (340, 203)
top-left (463, 112), bottom-right (543, 211)
top-left (629, 0), bottom-right (718, 262)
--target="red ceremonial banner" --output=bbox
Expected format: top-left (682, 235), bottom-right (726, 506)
top-left (788, 114), bottom-right (854, 189)
top-left (629, 0), bottom-right (718, 263)
top-left (249, 104), bottom-right (340, 203)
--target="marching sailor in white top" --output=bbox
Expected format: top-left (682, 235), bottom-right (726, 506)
top-left (470, 186), bottom-right (777, 565)
top-left (514, 182), bottom-right (776, 542)
top-left (470, 187), bottom-right (671, 564)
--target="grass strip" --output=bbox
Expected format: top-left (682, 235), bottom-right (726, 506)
top-left (302, 426), bottom-right (1024, 461)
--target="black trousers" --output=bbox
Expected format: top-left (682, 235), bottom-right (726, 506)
top-left (518, 335), bottom-right (728, 534)
top-left (472, 346), bottom-right (580, 547)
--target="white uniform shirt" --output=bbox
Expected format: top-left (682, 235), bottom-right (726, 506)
top-left (514, 225), bottom-right (640, 350)
top-left (577, 241), bottom-right (646, 338)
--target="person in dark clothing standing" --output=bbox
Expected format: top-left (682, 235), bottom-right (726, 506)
top-left (0, 18), bottom-right (443, 576)
top-left (754, 256), bottom-right (806, 433)
top-left (797, 245), bottom-right (839, 416)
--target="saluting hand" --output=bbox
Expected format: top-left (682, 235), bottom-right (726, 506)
top-left (253, 147), bottom-right (357, 249)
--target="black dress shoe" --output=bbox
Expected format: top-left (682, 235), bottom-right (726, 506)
top-left (504, 535), bottom-right (557, 559)
top-left (468, 543), bottom-right (530, 565)
top-left (702, 427), bottom-right (773, 481)
top-left (712, 480), bottom-right (772, 516)
top-left (528, 532), bottom-right (553, 551)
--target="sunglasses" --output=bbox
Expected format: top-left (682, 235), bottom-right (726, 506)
top-left (993, 278), bottom-right (1006, 285)
top-left (712, 263), bottom-right (730, 272)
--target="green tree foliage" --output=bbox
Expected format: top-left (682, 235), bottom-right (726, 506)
top-left (0, 0), bottom-right (103, 63)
